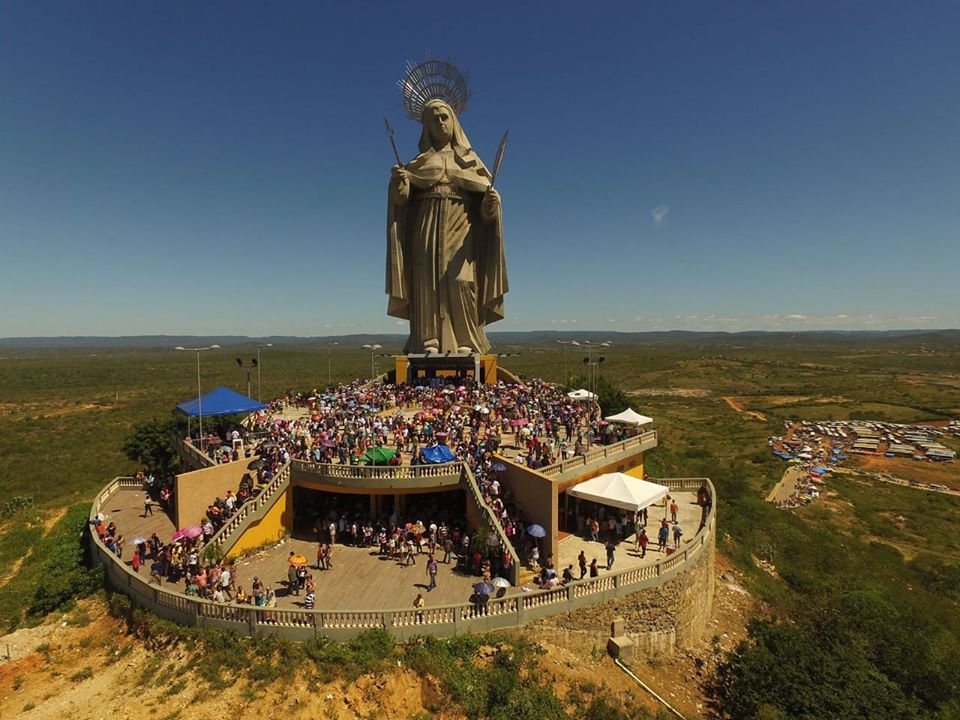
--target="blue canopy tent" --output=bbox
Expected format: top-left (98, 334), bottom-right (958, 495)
top-left (420, 445), bottom-right (456, 464)
top-left (176, 386), bottom-right (268, 447)
top-left (176, 386), bottom-right (268, 417)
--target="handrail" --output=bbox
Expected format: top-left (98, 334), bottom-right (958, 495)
top-left (293, 460), bottom-right (463, 482)
top-left (205, 462), bottom-right (293, 557)
top-left (539, 430), bottom-right (657, 478)
top-left (460, 464), bottom-right (521, 585)
top-left (175, 433), bottom-right (216, 470)
top-left (90, 476), bottom-right (714, 640)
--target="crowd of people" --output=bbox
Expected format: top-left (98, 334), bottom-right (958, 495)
top-left (105, 374), bottom-right (681, 615)
top-left (240, 377), bottom-right (619, 477)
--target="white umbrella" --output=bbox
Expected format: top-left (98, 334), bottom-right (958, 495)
top-left (491, 577), bottom-right (511, 588)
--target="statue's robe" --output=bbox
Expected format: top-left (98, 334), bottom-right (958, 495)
top-left (387, 144), bottom-right (507, 354)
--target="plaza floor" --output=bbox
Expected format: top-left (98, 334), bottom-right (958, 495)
top-left (235, 536), bottom-right (510, 611)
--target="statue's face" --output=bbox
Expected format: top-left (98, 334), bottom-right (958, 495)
top-left (426, 105), bottom-right (454, 146)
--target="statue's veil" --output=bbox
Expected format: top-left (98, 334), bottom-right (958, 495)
top-left (418, 99), bottom-right (477, 161)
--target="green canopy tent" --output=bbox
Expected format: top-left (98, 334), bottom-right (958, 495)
top-left (361, 446), bottom-right (397, 466)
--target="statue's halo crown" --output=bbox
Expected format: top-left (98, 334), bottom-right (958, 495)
top-left (398, 58), bottom-right (470, 123)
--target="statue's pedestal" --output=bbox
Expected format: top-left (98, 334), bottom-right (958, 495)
top-left (396, 353), bottom-right (498, 385)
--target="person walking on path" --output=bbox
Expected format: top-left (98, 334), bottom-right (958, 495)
top-left (605, 540), bottom-right (616, 571)
top-left (414, 593), bottom-right (425, 623)
top-left (287, 563), bottom-right (299, 595)
top-left (578, 550), bottom-right (587, 579)
top-left (404, 539), bottom-right (416, 567)
top-left (589, 558), bottom-right (599, 577)
top-left (657, 522), bottom-right (669, 552)
top-left (443, 537), bottom-right (454, 564)
top-left (427, 555), bottom-right (438, 591)
top-left (637, 527), bottom-right (649, 558)
top-left (670, 498), bottom-right (679, 524)
top-left (672, 522), bottom-right (683, 547)
top-left (143, 495), bottom-right (153, 517)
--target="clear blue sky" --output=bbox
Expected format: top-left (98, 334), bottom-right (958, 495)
top-left (2, 2), bottom-right (958, 337)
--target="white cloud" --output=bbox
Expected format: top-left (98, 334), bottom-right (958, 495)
top-left (652, 205), bottom-right (670, 225)
top-left (787, 314), bottom-right (807, 320)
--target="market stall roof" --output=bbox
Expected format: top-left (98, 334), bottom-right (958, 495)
top-left (420, 444), bottom-right (457, 464)
top-left (362, 446), bottom-right (397, 466)
top-left (605, 408), bottom-right (654, 426)
top-left (567, 472), bottom-right (669, 513)
top-left (175, 386), bottom-right (268, 418)
top-left (567, 389), bottom-right (596, 401)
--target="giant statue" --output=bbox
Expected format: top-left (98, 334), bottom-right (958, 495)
top-left (386, 60), bottom-right (508, 355)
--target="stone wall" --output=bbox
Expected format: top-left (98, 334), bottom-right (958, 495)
top-left (532, 528), bottom-right (715, 656)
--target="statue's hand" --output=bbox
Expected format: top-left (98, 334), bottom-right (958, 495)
top-left (391, 165), bottom-right (410, 204)
top-left (482, 187), bottom-right (500, 219)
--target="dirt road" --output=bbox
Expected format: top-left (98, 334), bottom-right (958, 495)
top-left (722, 396), bottom-right (768, 421)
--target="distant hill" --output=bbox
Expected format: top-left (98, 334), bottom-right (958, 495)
top-left (1, 329), bottom-right (958, 349)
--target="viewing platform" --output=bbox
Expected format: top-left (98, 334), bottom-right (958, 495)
top-left (90, 475), bottom-right (714, 643)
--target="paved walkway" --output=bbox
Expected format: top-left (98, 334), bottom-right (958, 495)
top-left (97, 487), bottom-right (177, 545)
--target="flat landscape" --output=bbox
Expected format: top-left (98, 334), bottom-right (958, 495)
top-left (1, 330), bottom-right (960, 719)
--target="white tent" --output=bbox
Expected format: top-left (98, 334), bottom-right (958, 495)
top-left (567, 472), bottom-right (669, 512)
top-left (567, 389), bottom-right (596, 401)
top-left (605, 408), bottom-right (654, 426)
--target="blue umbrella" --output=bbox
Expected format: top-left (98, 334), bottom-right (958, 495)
top-left (474, 581), bottom-right (495, 595)
top-left (491, 462), bottom-right (507, 472)
top-left (527, 524), bottom-right (546, 538)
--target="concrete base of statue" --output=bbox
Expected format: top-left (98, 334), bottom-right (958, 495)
top-left (395, 353), bottom-right (499, 385)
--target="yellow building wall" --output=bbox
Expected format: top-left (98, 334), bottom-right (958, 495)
top-left (226, 486), bottom-right (294, 559)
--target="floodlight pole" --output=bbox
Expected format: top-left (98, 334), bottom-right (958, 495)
top-left (556, 340), bottom-right (578, 385)
top-left (237, 358), bottom-right (258, 399)
top-left (580, 341), bottom-right (611, 447)
top-left (256, 343), bottom-right (272, 402)
top-left (327, 342), bottom-right (339, 387)
top-left (361, 344), bottom-right (382, 382)
top-left (176, 344), bottom-right (220, 453)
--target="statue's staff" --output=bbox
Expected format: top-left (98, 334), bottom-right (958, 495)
top-left (384, 117), bottom-right (403, 167)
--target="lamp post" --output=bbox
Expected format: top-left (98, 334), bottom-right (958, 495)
top-left (326, 342), bottom-right (339, 387)
top-left (361, 344), bottom-right (382, 381)
top-left (555, 339), bottom-right (579, 385)
top-left (236, 357), bottom-right (257, 398)
top-left (256, 343), bottom-right (272, 402)
top-left (581, 341), bottom-right (611, 435)
top-left (175, 344), bottom-right (220, 452)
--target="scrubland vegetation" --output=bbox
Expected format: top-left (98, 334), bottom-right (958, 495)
top-left (1, 331), bottom-right (959, 717)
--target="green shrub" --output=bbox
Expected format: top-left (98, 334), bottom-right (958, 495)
top-left (27, 504), bottom-right (104, 620)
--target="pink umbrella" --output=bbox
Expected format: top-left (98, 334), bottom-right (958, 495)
top-left (171, 529), bottom-right (188, 541)
top-left (184, 525), bottom-right (203, 539)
